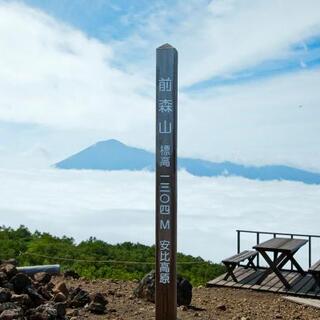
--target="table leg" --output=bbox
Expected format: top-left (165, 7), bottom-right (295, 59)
top-left (277, 252), bottom-right (305, 275)
top-left (223, 263), bottom-right (238, 282)
top-left (313, 273), bottom-right (320, 291)
top-left (255, 251), bottom-right (283, 284)
top-left (277, 254), bottom-right (291, 269)
top-left (288, 255), bottom-right (305, 275)
top-left (245, 256), bottom-right (257, 271)
top-left (256, 251), bottom-right (291, 289)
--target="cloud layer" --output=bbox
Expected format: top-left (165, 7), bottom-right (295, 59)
top-left (0, 1), bottom-right (320, 169)
top-left (0, 168), bottom-right (319, 267)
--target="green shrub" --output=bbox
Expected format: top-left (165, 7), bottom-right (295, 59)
top-left (0, 225), bottom-right (225, 286)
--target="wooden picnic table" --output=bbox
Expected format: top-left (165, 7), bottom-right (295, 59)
top-left (253, 237), bottom-right (308, 289)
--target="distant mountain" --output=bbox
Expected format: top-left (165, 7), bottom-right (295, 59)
top-left (56, 139), bottom-right (154, 171)
top-left (55, 139), bottom-right (320, 185)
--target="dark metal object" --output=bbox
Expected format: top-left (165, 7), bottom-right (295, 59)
top-left (253, 237), bottom-right (307, 289)
top-left (236, 230), bottom-right (320, 269)
top-left (155, 43), bottom-right (178, 320)
top-left (17, 264), bottom-right (60, 275)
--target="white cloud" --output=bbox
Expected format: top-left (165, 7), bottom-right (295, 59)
top-left (0, 2), bottom-right (153, 135)
top-left (117, 0), bottom-right (320, 86)
top-left (0, 1), bottom-right (320, 169)
top-left (179, 68), bottom-right (320, 170)
top-left (182, 0), bottom-right (320, 85)
top-left (0, 168), bottom-right (319, 267)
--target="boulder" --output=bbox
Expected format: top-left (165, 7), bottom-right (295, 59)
top-left (0, 260), bottom-right (18, 267)
top-left (10, 294), bottom-right (32, 308)
top-left (0, 308), bottom-right (23, 320)
top-left (88, 293), bottom-right (108, 314)
top-left (34, 272), bottom-right (51, 285)
top-left (53, 282), bottom-right (68, 298)
top-left (63, 270), bottom-right (80, 280)
top-left (0, 303), bottom-right (18, 313)
top-left (134, 270), bottom-right (193, 306)
top-left (0, 265), bottom-right (17, 280)
top-left (35, 303), bottom-right (57, 319)
top-left (37, 285), bottom-right (52, 301)
top-left (53, 292), bottom-right (66, 303)
top-left (0, 289), bottom-right (11, 303)
top-left (26, 287), bottom-right (45, 306)
top-left (177, 275), bottom-right (192, 306)
top-left (0, 273), bottom-right (7, 285)
top-left (10, 273), bottom-right (31, 294)
top-left (69, 287), bottom-right (90, 308)
top-left (134, 270), bottom-right (156, 302)
top-left (31, 302), bottom-right (65, 319)
top-left (54, 302), bottom-right (66, 318)
top-left (24, 308), bottom-right (43, 320)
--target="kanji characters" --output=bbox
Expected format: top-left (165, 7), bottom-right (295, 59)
top-left (159, 77), bottom-right (172, 92)
top-left (159, 99), bottom-right (173, 113)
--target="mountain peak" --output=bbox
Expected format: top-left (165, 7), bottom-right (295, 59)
top-left (55, 139), bottom-right (153, 171)
top-left (96, 139), bottom-right (124, 147)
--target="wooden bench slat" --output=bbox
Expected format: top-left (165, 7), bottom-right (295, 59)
top-left (309, 260), bottom-right (320, 272)
top-left (222, 250), bottom-right (257, 264)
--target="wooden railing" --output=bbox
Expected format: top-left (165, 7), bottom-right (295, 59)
top-left (236, 230), bottom-right (320, 269)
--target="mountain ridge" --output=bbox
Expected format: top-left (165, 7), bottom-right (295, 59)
top-left (55, 139), bottom-right (320, 185)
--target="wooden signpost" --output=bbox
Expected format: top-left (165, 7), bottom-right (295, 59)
top-left (155, 43), bottom-right (178, 320)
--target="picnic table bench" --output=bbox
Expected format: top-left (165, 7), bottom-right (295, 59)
top-left (253, 237), bottom-right (307, 289)
top-left (309, 259), bottom-right (320, 290)
top-left (222, 250), bottom-right (257, 282)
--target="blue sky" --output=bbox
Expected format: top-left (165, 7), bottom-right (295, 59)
top-left (22, 0), bottom-right (157, 40)
top-left (22, 0), bottom-right (320, 88)
top-left (1, 0), bottom-right (320, 169)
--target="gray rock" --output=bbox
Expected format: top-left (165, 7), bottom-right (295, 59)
top-left (10, 273), bottom-right (31, 293)
top-left (0, 260), bottom-right (18, 267)
top-left (10, 293), bottom-right (32, 307)
top-left (217, 303), bottom-right (227, 311)
top-left (0, 265), bottom-right (17, 280)
top-left (54, 302), bottom-right (66, 318)
top-left (63, 270), bottom-right (80, 280)
top-left (53, 292), bottom-right (66, 303)
top-left (52, 282), bottom-right (68, 298)
top-left (26, 287), bottom-right (45, 306)
top-left (177, 275), bottom-right (192, 306)
top-left (0, 289), bottom-right (11, 303)
top-left (35, 302), bottom-right (66, 319)
top-left (69, 287), bottom-right (90, 308)
top-left (0, 308), bottom-right (23, 320)
top-left (134, 270), bottom-right (156, 302)
top-left (0, 302), bottom-right (19, 313)
top-left (134, 270), bottom-right (193, 306)
top-left (34, 272), bottom-right (51, 285)
top-left (88, 293), bottom-right (108, 314)
top-left (0, 273), bottom-right (7, 285)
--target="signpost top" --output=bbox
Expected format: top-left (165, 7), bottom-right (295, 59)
top-left (157, 43), bottom-right (177, 50)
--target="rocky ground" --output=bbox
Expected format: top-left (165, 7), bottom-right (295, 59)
top-left (0, 260), bottom-right (319, 319)
top-left (63, 277), bottom-right (320, 320)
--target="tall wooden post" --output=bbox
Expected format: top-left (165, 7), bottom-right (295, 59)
top-left (155, 43), bottom-right (178, 320)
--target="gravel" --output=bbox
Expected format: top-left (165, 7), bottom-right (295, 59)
top-left (61, 277), bottom-right (320, 320)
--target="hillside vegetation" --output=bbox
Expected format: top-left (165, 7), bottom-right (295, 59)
top-left (0, 225), bottom-right (225, 286)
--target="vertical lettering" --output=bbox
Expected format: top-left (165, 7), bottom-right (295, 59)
top-left (156, 44), bottom-right (178, 320)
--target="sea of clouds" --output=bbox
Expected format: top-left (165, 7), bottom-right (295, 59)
top-left (1, 168), bottom-right (319, 268)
